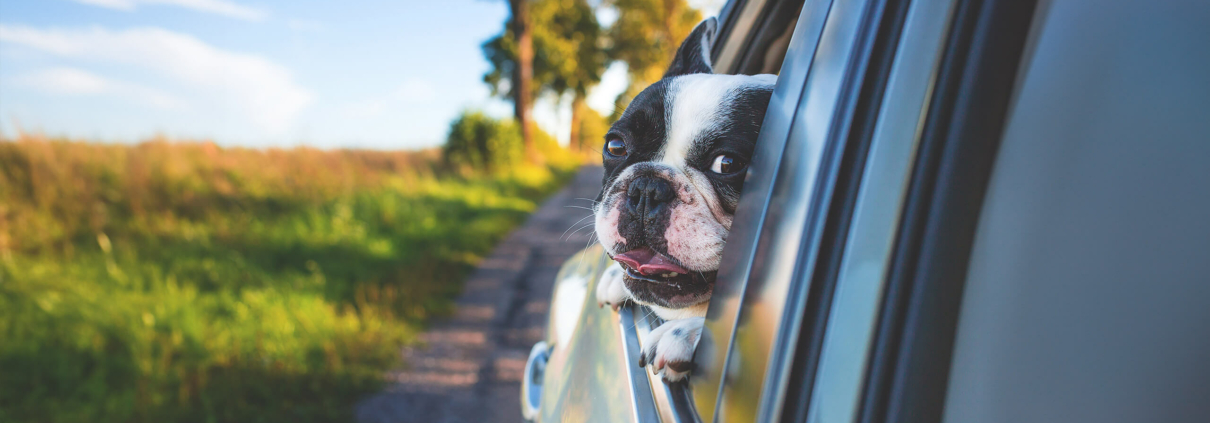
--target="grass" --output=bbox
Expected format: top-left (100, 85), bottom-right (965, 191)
top-left (0, 135), bottom-right (579, 423)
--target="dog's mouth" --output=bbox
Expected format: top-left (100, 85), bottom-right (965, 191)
top-left (612, 247), bottom-right (715, 308)
top-left (614, 247), bottom-right (692, 281)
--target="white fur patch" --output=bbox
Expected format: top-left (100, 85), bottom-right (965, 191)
top-left (595, 262), bottom-right (630, 309)
top-left (641, 317), bottom-right (706, 382)
top-left (660, 75), bottom-right (729, 169)
top-left (594, 200), bottom-right (626, 256)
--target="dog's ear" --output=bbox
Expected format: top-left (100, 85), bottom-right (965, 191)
top-left (664, 17), bottom-right (718, 78)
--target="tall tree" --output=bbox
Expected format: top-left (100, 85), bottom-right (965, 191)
top-left (501, 0), bottom-right (537, 162)
top-left (605, 0), bottom-right (701, 121)
top-left (485, 0), bottom-right (606, 152)
top-left (535, 0), bottom-right (606, 152)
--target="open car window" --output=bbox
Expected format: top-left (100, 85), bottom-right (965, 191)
top-left (621, 0), bottom-right (814, 420)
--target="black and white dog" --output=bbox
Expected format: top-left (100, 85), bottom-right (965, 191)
top-left (594, 17), bottom-right (775, 382)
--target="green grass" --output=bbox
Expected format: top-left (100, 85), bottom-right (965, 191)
top-left (0, 136), bottom-right (578, 422)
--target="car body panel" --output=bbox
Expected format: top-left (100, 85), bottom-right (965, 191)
top-left (535, 245), bottom-right (657, 423)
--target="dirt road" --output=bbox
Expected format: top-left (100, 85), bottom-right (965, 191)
top-left (356, 166), bottom-right (604, 423)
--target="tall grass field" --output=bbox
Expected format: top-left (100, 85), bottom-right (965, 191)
top-left (0, 135), bottom-right (579, 422)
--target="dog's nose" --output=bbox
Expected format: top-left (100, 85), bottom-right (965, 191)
top-left (627, 176), bottom-right (675, 220)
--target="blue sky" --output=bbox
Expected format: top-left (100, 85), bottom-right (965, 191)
top-left (0, 0), bottom-right (720, 150)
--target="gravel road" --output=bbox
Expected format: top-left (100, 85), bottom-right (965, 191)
top-left (355, 166), bottom-right (604, 423)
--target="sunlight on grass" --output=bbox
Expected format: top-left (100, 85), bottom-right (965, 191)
top-left (0, 135), bottom-right (580, 422)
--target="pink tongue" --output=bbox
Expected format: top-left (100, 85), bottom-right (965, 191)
top-left (614, 247), bottom-right (690, 276)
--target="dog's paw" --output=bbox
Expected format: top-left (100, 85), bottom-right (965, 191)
top-left (638, 317), bottom-right (705, 383)
top-left (596, 262), bottom-right (630, 311)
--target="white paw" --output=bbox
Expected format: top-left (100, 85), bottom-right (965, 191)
top-left (596, 262), bottom-right (630, 311)
top-left (638, 317), bottom-right (705, 383)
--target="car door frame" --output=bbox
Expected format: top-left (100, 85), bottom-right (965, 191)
top-left (855, 1), bottom-right (1039, 422)
top-left (691, 0), bottom-right (929, 421)
top-left (691, 0), bottom-right (1035, 421)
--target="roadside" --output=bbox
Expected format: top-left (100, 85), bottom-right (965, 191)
top-left (356, 166), bottom-right (605, 423)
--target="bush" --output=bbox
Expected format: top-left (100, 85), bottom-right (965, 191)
top-left (442, 111), bottom-right (525, 173)
top-left (442, 110), bottom-right (581, 174)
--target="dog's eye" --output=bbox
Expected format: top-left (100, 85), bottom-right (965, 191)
top-left (710, 154), bottom-right (744, 174)
top-left (605, 138), bottom-right (627, 157)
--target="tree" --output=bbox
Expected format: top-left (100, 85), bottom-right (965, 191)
top-left (605, 0), bottom-right (701, 121)
top-left (485, 0), bottom-right (537, 162)
top-left (535, 0), bottom-right (606, 152)
top-left (485, 0), bottom-right (606, 153)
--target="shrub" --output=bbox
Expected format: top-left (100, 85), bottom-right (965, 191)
top-left (442, 111), bottom-right (525, 173)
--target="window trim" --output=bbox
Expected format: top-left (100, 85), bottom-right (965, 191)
top-left (855, 1), bottom-right (1040, 422)
top-left (702, 0), bottom-right (891, 420)
top-left (689, 0), bottom-right (836, 420)
top-left (793, 0), bottom-right (961, 422)
top-left (776, 0), bottom-right (929, 420)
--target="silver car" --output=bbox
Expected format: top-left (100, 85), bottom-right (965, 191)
top-left (522, 0), bottom-right (1210, 421)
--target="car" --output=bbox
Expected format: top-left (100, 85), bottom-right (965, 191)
top-left (521, 0), bottom-right (1210, 421)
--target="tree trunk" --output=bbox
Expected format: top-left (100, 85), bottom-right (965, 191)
top-left (510, 0), bottom-right (538, 163)
top-left (569, 94), bottom-right (586, 152)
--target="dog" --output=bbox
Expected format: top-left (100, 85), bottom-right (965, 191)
top-left (593, 17), bottom-right (776, 382)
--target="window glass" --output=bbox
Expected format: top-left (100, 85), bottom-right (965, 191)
top-left (943, 1), bottom-right (1210, 422)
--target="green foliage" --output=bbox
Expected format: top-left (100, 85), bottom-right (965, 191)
top-left (483, 0), bottom-right (606, 101)
top-left (482, 0), bottom-right (707, 148)
top-left (574, 104), bottom-right (610, 153)
top-left (443, 110), bottom-right (525, 173)
top-left (0, 136), bottom-right (577, 422)
top-left (606, 0), bottom-right (702, 120)
top-left (444, 110), bottom-right (579, 173)
top-left (606, 0), bottom-right (702, 84)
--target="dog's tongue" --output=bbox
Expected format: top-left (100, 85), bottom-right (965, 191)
top-left (614, 247), bottom-right (690, 276)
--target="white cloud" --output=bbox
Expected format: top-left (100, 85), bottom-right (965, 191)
top-left (70, 0), bottom-right (267, 21)
top-left (20, 67), bottom-right (111, 94)
top-left (0, 24), bottom-right (313, 134)
top-left (17, 67), bottom-right (184, 109)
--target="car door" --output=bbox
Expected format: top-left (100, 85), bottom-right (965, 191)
top-left (863, 1), bottom-right (1210, 423)
top-left (702, 1), bottom-right (1210, 423)
top-left (529, 0), bottom-right (955, 420)
top-left (688, 0), bottom-right (955, 420)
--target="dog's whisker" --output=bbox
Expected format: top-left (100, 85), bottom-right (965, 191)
top-left (561, 220), bottom-right (594, 241)
top-left (561, 214), bottom-right (596, 240)
top-left (627, 306), bottom-right (660, 331)
top-left (566, 223), bottom-right (596, 241)
top-left (577, 232), bottom-right (598, 269)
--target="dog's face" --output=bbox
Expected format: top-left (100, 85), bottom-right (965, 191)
top-left (594, 18), bottom-right (775, 310)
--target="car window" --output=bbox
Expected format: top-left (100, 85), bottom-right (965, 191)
top-left (701, 0), bottom-right (884, 420)
top-left (943, 1), bottom-right (1210, 422)
top-left (690, 0), bottom-right (832, 420)
top-left (797, 0), bottom-right (957, 421)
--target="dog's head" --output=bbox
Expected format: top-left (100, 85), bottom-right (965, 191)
top-left (594, 18), bottom-right (775, 310)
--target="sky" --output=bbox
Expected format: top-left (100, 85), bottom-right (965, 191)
top-left (0, 0), bottom-right (722, 150)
